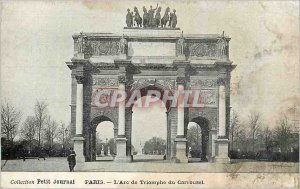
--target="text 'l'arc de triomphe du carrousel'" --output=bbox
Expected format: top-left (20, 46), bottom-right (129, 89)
top-left (66, 5), bottom-right (236, 163)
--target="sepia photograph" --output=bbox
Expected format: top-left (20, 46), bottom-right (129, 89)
top-left (1, 0), bottom-right (299, 188)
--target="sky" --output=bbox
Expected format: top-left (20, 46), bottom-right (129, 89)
top-left (1, 1), bottom-right (299, 148)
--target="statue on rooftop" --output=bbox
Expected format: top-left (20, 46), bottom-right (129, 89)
top-left (170, 9), bottom-right (177, 28)
top-left (148, 3), bottom-right (158, 27)
top-left (142, 6), bottom-right (149, 27)
top-left (126, 8), bottom-right (133, 27)
top-left (161, 7), bottom-right (170, 28)
top-left (155, 7), bottom-right (162, 27)
top-left (134, 6), bottom-right (142, 27)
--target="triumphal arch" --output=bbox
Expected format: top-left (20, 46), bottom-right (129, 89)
top-left (66, 14), bottom-right (235, 163)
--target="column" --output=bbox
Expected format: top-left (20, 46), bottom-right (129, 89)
top-left (174, 81), bottom-right (188, 163)
top-left (114, 60), bottom-right (132, 162)
top-left (173, 60), bottom-right (190, 163)
top-left (118, 83), bottom-right (126, 136)
top-left (115, 81), bottom-right (129, 162)
top-left (218, 85), bottom-right (226, 137)
top-left (73, 76), bottom-right (85, 163)
top-left (177, 84), bottom-right (185, 136)
top-left (214, 80), bottom-right (230, 163)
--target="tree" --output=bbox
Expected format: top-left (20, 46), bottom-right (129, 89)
top-left (274, 115), bottom-right (292, 152)
top-left (230, 110), bottom-right (239, 150)
top-left (262, 125), bottom-right (272, 151)
top-left (187, 124), bottom-right (202, 150)
top-left (143, 137), bottom-right (166, 155)
top-left (1, 102), bottom-right (21, 141)
top-left (20, 116), bottom-right (36, 150)
top-left (249, 111), bottom-right (261, 153)
top-left (43, 116), bottom-right (58, 151)
top-left (34, 100), bottom-right (48, 149)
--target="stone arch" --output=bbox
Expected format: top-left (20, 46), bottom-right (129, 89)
top-left (89, 115), bottom-right (117, 161)
top-left (129, 80), bottom-right (175, 111)
top-left (129, 83), bottom-right (170, 160)
top-left (188, 116), bottom-right (210, 161)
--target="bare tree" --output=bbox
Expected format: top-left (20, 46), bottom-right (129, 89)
top-left (34, 100), bottom-right (48, 149)
top-left (230, 110), bottom-right (239, 150)
top-left (274, 115), bottom-right (292, 152)
top-left (262, 125), bottom-right (272, 151)
top-left (20, 116), bottom-right (36, 150)
top-left (249, 111), bottom-right (261, 153)
top-left (43, 116), bottom-right (58, 150)
top-left (1, 102), bottom-right (21, 141)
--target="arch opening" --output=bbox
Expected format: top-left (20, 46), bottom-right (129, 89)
top-left (131, 86), bottom-right (168, 162)
top-left (90, 116), bottom-right (116, 161)
top-left (187, 117), bottom-right (209, 162)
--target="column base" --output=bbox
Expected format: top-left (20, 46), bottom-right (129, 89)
top-left (73, 136), bottom-right (85, 162)
top-left (115, 137), bottom-right (132, 162)
top-left (214, 138), bottom-right (230, 163)
top-left (175, 137), bottom-right (188, 163)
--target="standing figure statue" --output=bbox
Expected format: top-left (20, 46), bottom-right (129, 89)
top-left (142, 6), bottom-right (149, 27)
top-left (126, 8), bottom-right (133, 27)
top-left (170, 9), bottom-right (177, 28)
top-left (77, 32), bottom-right (84, 53)
top-left (134, 7), bottom-right (142, 27)
top-left (148, 3), bottom-right (158, 27)
top-left (161, 7), bottom-right (170, 28)
top-left (119, 34), bottom-right (127, 55)
top-left (155, 7), bottom-right (161, 27)
top-left (217, 31), bottom-right (228, 59)
top-left (177, 31), bottom-right (185, 55)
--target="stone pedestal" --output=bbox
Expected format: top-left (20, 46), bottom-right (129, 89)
top-left (115, 138), bottom-right (131, 162)
top-left (73, 136), bottom-right (85, 162)
top-left (214, 138), bottom-right (230, 163)
top-left (175, 138), bottom-right (188, 163)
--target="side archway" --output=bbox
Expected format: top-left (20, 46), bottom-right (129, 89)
top-left (187, 117), bottom-right (210, 161)
top-left (89, 115), bottom-right (117, 161)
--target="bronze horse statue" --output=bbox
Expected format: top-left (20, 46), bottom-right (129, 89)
top-left (134, 7), bottom-right (142, 27)
top-left (161, 7), bottom-right (170, 28)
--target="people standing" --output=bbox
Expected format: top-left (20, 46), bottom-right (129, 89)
top-left (67, 148), bottom-right (76, 172)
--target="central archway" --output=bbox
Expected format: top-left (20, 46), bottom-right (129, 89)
top-left (129, 85), bottom-right (172, 161)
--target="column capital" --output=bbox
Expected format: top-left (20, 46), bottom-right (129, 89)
top-left (118, 75), bottom-right (127, 84)
top-left (75, 75), bottom-right (86, 84)
top-left (217, 78), bottom-right (227, 86)
top-left (176, 76), bottom-right (186, 85)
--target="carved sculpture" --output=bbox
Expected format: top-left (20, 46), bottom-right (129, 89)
top-left (126, 9), bottom-right (133, 27)
top-left (119, 35), bottom-right (127, 55)
top-left (125, 6), bottom-right (177, 28)
top-left (177, 31), bottom-right (185, 55)
top-left (217, 31), bottom-right (228, 59)
top-left (133, 7), bottom-right (142, 27)
top-left (161, 7), bottom-right (170, 28)
top-left (170, 9), bottom-right (177, 28)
